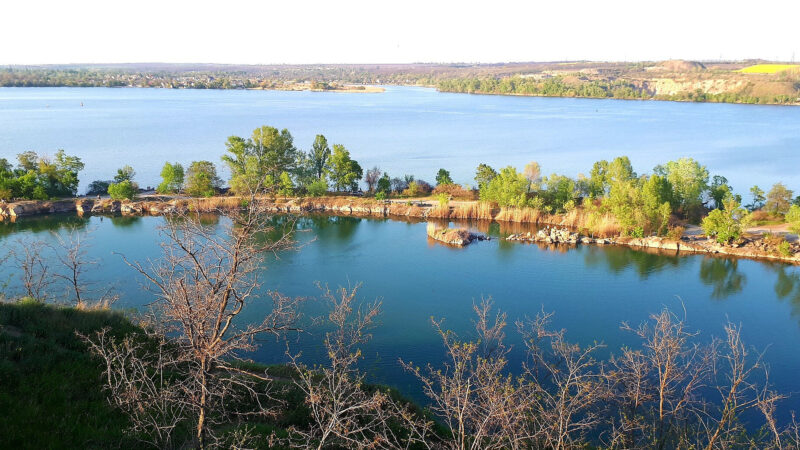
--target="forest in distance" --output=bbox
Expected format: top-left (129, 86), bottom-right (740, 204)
top-left (2, 59), bottom-right (799, 105)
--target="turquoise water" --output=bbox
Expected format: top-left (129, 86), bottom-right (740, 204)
top-left (1, 86), bottom-right (799, 194)
top-left (2, 214), bottom-right (800, 415)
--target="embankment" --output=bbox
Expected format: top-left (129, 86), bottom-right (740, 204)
top-left (1, 196), bottom-right (798, 264)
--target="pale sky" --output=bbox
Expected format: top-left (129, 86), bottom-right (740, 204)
top-left (2, 0), bottom-right (798, 65)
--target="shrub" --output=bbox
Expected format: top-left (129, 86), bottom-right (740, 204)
top-left (307, 178), bottom-right (328, 197)
top-left (432, 183), bottom-right (476, 200)
top-left (666, 226), bottom-right (685, 241)
top-left (786, 205), bottom-right (800, 234)
top-left (107, 180), bottom-right (137, 200)
top-left (479, 166), bottom-right (529, 208)
top-left (375, 191), bottom-right (387, 201)
top-left (437, 193), bottom-right (450, 208)
top-left (185, 161), bottom-right (222, 198)
top-left (156, 162), bottom-right (184, 194)
top-left (701, 199), bottom-right (749, 244)
top-left (86, 180), bottom-right (111, 196)
top-left (778, 240), bottom-right (793, 257)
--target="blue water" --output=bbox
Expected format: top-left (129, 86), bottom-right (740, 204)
top-left (1, 86), bottom-right (798, 194)
top-left (2, 214), bottom-right (800, 419)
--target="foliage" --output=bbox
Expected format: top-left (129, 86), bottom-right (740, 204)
top-left (184, 161), bottom-right (222, 198)
top-left (709, 175), bottom-right (735, 209)
top-left (701, 198), bottom-right (751, 244)
top-left (309, 134), bottom-right (331, 180)
top-left (113, 165), bottom-right (136, 184)
top-left (765, 182), bottom-right (794, 215)
top-left (540, 173), bottom-right (579, 213)
top-left (786, 205), bottom-right (800, 234)
top-left (376, 172), bottom-right (391, 195)
top-left (749, 185), bottom-right (766, 211)
top-left (603, 175), bottom-right (673, 236)
top-left (435, 168), bottom-right (453, 186)
top-left (479, 166), bottom-right (529, 208)
top-left (0, 150), bottom-right (84, 200)
top-left (86, 179), bottom-right (111, 196)
top-left (306, 176), bottom-right (328, 197)
top-left (107, 180), bottom-right (137, 200)
top-left (222, 126), bottom-right (297, 195)
top-left (375, 191), bottom-right (386, 201)
top-left (474, 163), bottom-right (498, 190)
top-left (654, 157), bottom-right (709, 213)
top-left (326, 144), bottom-right (362, 192)
top-left (156, 162), bottom-right (184, 194)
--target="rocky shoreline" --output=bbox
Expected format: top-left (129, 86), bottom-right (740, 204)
top-left (506, 226), bottom-right (800, 264)
top-left (2, 197), bottom-right (798, 264)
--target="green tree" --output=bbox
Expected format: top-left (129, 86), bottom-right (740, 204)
top-left (479, 166), bottom-right (529, 208)
top-left (309, 135), bottom-right (331, 179)
top-left (156, 162), bottom-right (184, 194)
top-left (327, 144), bottom-right (362, 192)
top-left (474, 164), bottom-right (498, 190)
top-left (604, 175), bottom-right (672, 236)
top-left (435, 168), bottom-right (453, 186)
top-left (654, 157), bottom-right (709, 213)
top-left (702, 198), bottom-right (750, 244)
top-left (222, 126), bottom-right (297, 194)
top-left (107, 180), bottom-right (137, 200)
top-left (588, 160), bottom-right (609, 198)
top-left (786, 205), bottom-right (800, 234)
top-left (86, 180), bottom-right (111, 196)
top-left (185, 161), bottom-right (222, 198)
top-left (376, 172), bottom-right (391, 195)
top-left (113, 165), bottom-right (136, 184)
top-left (765, 182), bottom-right (794, 215)
top-left (748, 185), bottom-right (766, 211)
top-left (709, 175), bottom-right (737, 209)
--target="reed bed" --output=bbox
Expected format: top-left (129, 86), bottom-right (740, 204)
top-left (450, 202), bottom-right (495, 220)
top-left (494, 206), bottom-right (544, 223)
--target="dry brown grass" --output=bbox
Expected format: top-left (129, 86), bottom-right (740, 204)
top-left (494, 207), bottom-right (543, 223)
top-left (426, 223), bottom-right (471, 244)
top-left (450, 202), bottom-right (495, 220)
top-left (589, 213), bottom-right (621, 238)
top-left (427, 205), bottom-right (451, 219)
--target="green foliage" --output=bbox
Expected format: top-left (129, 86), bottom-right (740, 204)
top-left (86, 180), bottom-right (111, 196)
top-left (222, 126), bottom-right (297, 195)
top-left (701, 198), bottom-right (750, 244)
top-left (113, 165), bottom-right (136, 184)
top-left (654, 157), bottom-right (709, 214)
top-left (309, 134), bottom-right (331, 179)
top-left (786, 205), bottom-right (800, 234)
top-left (306, 176), bottom-right (328, 197)
top-left (376, 172), bottom-right (391, 194)
top-left (0, 150), bottom-right (84, 200)
top-left (327, 144), bottom-right (362, 192)
top-left (540, 174), bottom-right (578, 213)
top-left (107, 180), bottom-right (137, 200)
top-left (437, 193), bottom-right (450, 207)
top-left (375, 191), bottom-right (387, 201)
top-left (435, 168), bottom-right (453, 186)
top-left (604, 175), bottom-right (673, 236)
top-left (185, 161), bottom-right (222, 198)
top-left (766, 182), bottom-right (794, 215)
top-left (479, 166), bottom-right (529, 208)
top-left (748, 185), bottom-right (766, 211)
top-left (156, 162), bottom-right (184, 194)
top-left (278, 171), bottom-right (294, 197)
top-left (778, 240), bottom-right (793, 257)
top-left (474, 163), bottom-right (498, 190)
top-left (709, 175), bottom-right (735, 209)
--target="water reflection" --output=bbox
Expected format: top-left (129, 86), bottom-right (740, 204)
top-left (583, 245), bottom-right (684, 278)
top-left (0, 214), bottom-right (89, 239)
top-left (698, 257), bottom-right (746, 299)
top-left (764, 263), bottom-right (800, 322)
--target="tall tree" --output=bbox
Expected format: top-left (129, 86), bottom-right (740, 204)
top-left (156, 162), bottom-right (184, 194)
top-left (185, 161), bottom-right (222, 198)
top-left (327, 145), bottom-right (362, 192)
top-left (365, 166), bottom-right (381, 193)
top-left (475, 163), bottom-right (498, 190)
top-left (222, 126), bottom-right (297, 195)
top-left (435, 168), bottom-right (453, 186)
top-left (309, 134), bottom-right (331, 179)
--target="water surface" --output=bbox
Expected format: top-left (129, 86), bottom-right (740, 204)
top-left (1, 86), bottom-right (798, 194)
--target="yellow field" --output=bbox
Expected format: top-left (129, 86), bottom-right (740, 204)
top-left (738, 64), bottom-right (800, 74)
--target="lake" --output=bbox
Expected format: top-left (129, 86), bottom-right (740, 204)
top-left (2, 213), bottom-right (800, 418)
top-left (1, 86), bottom-right (799, 194)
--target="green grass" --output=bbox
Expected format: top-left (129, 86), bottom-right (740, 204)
top-left (0, 300), bottom-right (440, 448)
top-left (0, 299), bottom-right (141, 448)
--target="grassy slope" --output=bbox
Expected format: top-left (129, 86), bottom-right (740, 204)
top-left (0, 301), bottom-right (438, 448)
top-left (0, 300), bottom-right (139, 448)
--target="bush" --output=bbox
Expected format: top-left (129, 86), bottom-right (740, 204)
top-left (307, 178), bottom-right (328, 197)
top-left (86, 180), bottom-right (111, 196)
top-left (185, 161), bottom-right (222, 198)
top-left (479, 166), bottom-right (529, 208)
top-left (778, 240), bottom-right (793, 257)
top-left (786, 205), bottom-right (800, 234)
top-left (701, 199), bottom-right (749, 244)
top-left (432, 183), bottom-right (476, 200)
top-left (107, 180), bottom-right (137, 200)
top-left (375, 191), bottom-right (387, 201)
top-left (437, 193), bottom-right (450, 208)
top-left (666, 226), bottom-right (685, 241)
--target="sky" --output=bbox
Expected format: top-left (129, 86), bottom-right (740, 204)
top-left (2, 0), bottom-right (798, 65)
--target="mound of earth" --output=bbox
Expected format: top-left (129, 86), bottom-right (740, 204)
top-left (654, 60), bottom-right (707, 72)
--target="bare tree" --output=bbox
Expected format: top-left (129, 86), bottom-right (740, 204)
top-left (402, 299), bottom-right (530, 450)
top-left (49, 227), bottom-right (117, 308)
top-left (11, 237), bottom-right (54, 302)
top-left (86, 198), bottom-right (303, 448)
top-left (289, 284), bottom-right (434, 449)
top-left (365, 166), bottom-right (381, 193)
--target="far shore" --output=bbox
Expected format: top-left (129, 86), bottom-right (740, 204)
top-left (2, 195), bottom-right (798, 265)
